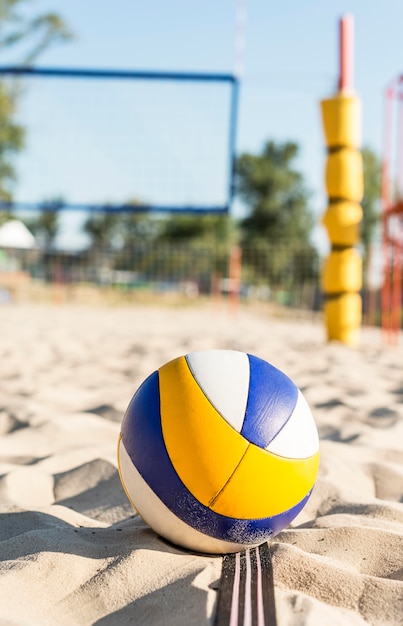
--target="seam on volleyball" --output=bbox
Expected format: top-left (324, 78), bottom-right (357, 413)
top-left (184, 353), bottom-right (248, 436)
top-left (208, 444), bottom-right (250, 508)
top-left (265, 390), bottom-right (319, 459)
top-left (262, 391), bottom-right (298, 450)
top-left (184, 354), bottom-right (228, 421)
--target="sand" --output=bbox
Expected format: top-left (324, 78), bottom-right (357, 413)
top-left (0, 303), bottom-right (402, 625)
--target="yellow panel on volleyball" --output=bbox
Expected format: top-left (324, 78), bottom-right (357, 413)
top-left (211, 444), bottom-right (319, 518)
top-left (159, 356), bottom-right (249, 507)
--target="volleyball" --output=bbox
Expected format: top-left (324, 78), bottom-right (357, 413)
top-left (118, 350), bottom-right (319, 554)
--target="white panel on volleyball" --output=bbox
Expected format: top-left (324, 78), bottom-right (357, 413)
top-left (266, 390), bottom-right (319, 459)
top-left (118, 438), bottom-right (251, 554)
top-left (185, 350), bottom-right (249, 432)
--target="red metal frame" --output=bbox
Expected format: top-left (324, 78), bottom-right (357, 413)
top-left (381, 76), bottom-right (403, 344)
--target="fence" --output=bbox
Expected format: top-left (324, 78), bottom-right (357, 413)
top-left (0, 242), bottom-right (323, 314)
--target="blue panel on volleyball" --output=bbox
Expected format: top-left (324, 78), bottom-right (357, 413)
top-left (0, 66), bottom-right (239, 214)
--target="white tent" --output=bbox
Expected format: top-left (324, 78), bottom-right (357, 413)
top-left (0, 220), bottom-right (36, 249)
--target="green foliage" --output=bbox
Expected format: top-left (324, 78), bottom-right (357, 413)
top-left (236, 141), bottom-right (314, 243)
top-left (361, 146), bottom-right (381, 281)
top-left (235, 140), bottom-right (318, 285)
top-left (0, 0), bottom-right (73, 64)
top-left (83, 213), bottom-right (122, 250)
top-left (81, 210), bottom-right (237, 292)
top-left (83, 211), bottom-right (236, 252)
top-left (23, 198), bottom-right (63, 247)
top-left (153, 214), bottom-right (236, 278)
top-left (0, 209), bottom-right (12, 226)
top-left (0, 0), bottom-right (72, 212)
top-left (120, 212), bottom-right (162, 247)
top-left (83, 210), bottom-right (161, 251)
top-left (157, 214), bottom-right (235, 246)
top-left (0, 83), bottom-right (24, 202)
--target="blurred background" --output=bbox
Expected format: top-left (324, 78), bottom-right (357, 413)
top-left (0, 0), bottom-right (400, 326)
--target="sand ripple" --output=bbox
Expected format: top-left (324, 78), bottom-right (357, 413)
top-left (0, 304), bottom-right (402, 625)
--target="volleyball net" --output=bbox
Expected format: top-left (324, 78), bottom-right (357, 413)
top-left (0, 66), bottom-right (239, 217)
top-left (0, 66), bottom-right (325, 315)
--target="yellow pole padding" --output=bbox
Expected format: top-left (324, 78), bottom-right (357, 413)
top-left (322, 248), bottom-right (362, 294)
top-left (320, 90), bottom-right (363, 344)
top-left (320, 94), bottom-right (361, 148)
top-left (322, 201), bottom-right (362, 246)
top-left (325, 148), bottom-right (363, 202)
top-left (324, 292), bottom-right (362, 345)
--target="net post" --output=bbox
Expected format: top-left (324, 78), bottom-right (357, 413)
top-left (338, 14), bottom-right (354, 92)
top-left (228, 77), bottom-right (240, 214)
top-left (229, 245), bottom-right (242, 316)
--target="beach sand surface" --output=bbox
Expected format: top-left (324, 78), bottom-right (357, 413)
top-left (0, 303), bottom-right (402, 625)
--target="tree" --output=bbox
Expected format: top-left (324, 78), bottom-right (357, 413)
top-left (0, 1), bottom-right (72, 220)
top-left (83, 201), bottom-right (157, 252)
top-left (23, 198), bottom-right (63, 248)
top-left (83, 212), bottom-right (122, 251)
top-left (157, 214), bottom-right (235, 246)
top-left (361, 146), bottom-right (381, 284)
top-left (0, 1), bottom-right (73, 64)
top-left (0, 83), bottom-right (24, 205)
top-left (235, 140), bottom-right (318, 285)
top-left (153, 214), bottom-right (237, 287)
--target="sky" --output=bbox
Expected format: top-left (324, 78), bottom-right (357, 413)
top-left (3, 0), bottom-right (403, 251)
